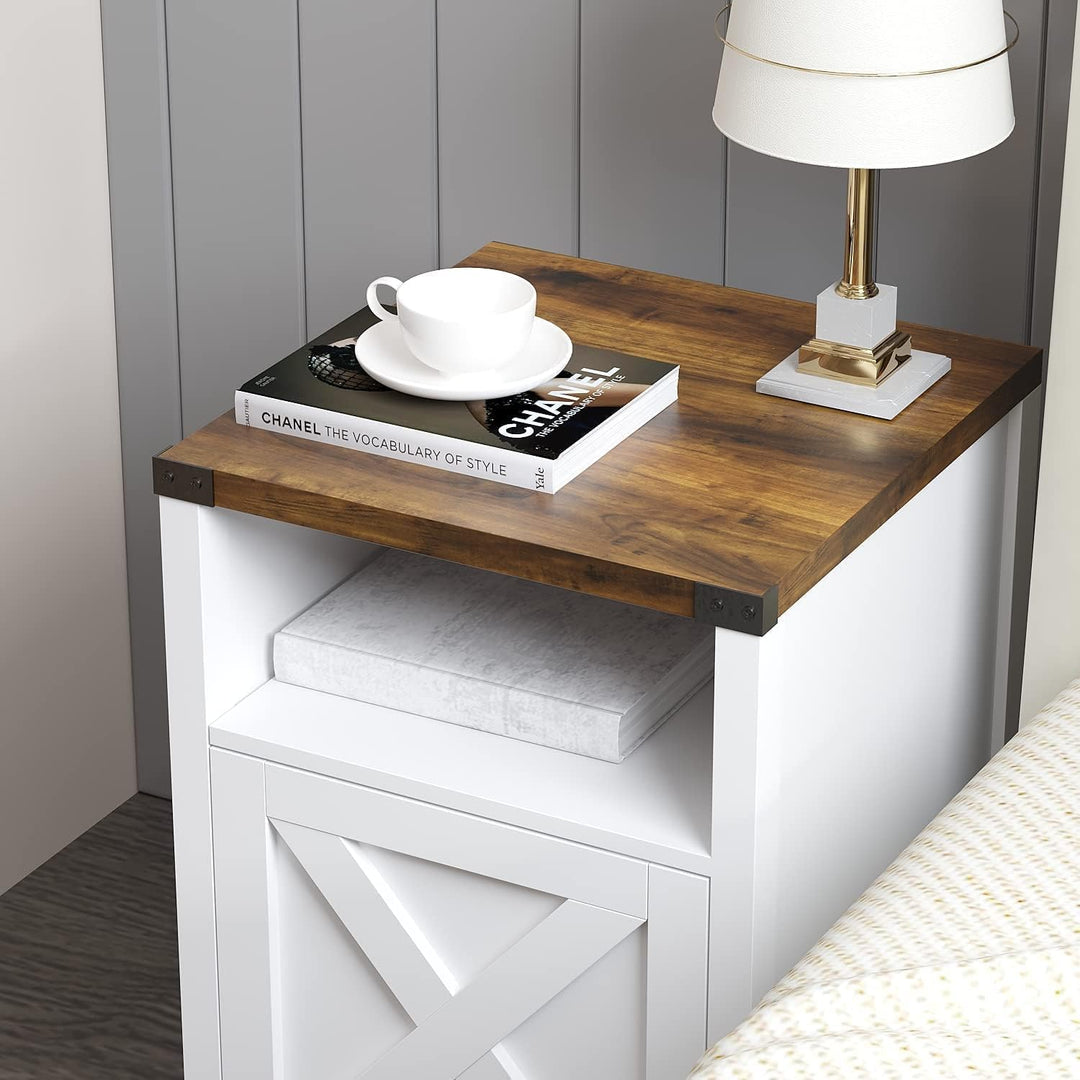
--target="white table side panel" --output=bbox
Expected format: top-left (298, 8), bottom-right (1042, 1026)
top-left (712, 414), bottom-right (1014, 1014)
top-left (159, 497), bottom-right (222, 1080)
top-left (645, 865), bottom-right (710, 1080)
top-left (991, 401), bottom-right (1026, 753)
top-left (161, 501), bottom-right (374, 1077)
top-left (209, 749), bottom-right (282, 1079)
top-left (706, 629), bottom-right (767, 1041)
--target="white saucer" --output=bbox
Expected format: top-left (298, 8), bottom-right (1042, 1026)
top-left (354, 317), bottom-right (572, 401)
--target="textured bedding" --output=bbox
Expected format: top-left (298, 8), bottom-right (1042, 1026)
top-left (689, 679), bottom-right (1080, 1079)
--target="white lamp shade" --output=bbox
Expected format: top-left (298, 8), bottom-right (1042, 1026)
top-left (713, 0), bottom-right (1015, 169)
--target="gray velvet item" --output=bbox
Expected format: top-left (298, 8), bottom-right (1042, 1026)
top-left (274, 548), bottom-right (714, 761)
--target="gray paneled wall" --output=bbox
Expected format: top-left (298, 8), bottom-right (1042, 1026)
top-left (1032, 0), bottom-right (1079, 351)
top-left (167, 0), bottom-right (308, 434)
top-left (438, 0), bottom-right (581, 267)
top-left (104, 0), bottom-right (1073, 795)
top-left (580, 0), bottom-right (727, 281)
top-left (300, 0), bottom-right (439, 333)
top-left (879, 0), bottom-right (1044, 344)
top-left (100, 0), bottom-right (182, 797)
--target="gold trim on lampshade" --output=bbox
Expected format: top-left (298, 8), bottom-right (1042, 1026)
top-left (712, 0), bottom-right (1017, 170)
top-left (714, 6), bottom-right (1019, 80)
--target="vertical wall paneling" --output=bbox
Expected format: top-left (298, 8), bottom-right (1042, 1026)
top-left (101, 0), bottom-right (182, 796)
top-left (436, 0), bottom-right (580, 268)
top-left (724, 151), bottom-right (843, 303)
top-left (1009, 1), bottom-right (1077, 734)
top-left (579, 0), bottom-right (726, 282)
top-left (876, 0), bottom-right (1046, 342)
top-left (299, 0), bottom-right (439, 336)
top-left (166, 0), bottom-right (307, 434)
top-left (1030, 0), bottom-right (1078, 350)
top-left (1023, 8), bottom-right (1080, 722)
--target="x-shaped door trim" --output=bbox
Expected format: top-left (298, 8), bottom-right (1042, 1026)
top-left (274, 820), bottom-right (643, 1080)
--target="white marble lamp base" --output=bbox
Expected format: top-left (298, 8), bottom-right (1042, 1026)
top-left (757, 349), bottom-right (952, 420)
top-left (758, 280), bottom-right (952, 419)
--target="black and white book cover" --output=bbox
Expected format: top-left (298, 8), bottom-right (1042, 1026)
top-left (235, 306), bottom-right (678, 492)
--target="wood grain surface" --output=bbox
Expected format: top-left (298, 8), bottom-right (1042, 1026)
top-left (160, 243), bottom-right (1041, 619)
top-left (0, 795), bottom-right (181, 1079)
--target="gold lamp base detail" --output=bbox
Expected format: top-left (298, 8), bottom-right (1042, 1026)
top-left (754, 168), bottom-right (949, 416)
top-left (797, 329), bottom-right (913, 387)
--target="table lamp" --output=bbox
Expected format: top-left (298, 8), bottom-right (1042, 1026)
top-left (713, 1), bottom-right (1018, 419)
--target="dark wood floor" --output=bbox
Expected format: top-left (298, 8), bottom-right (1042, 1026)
top-left (0, 795), bottom-right (183, 1078)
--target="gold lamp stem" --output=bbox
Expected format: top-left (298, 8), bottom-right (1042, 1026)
top-left (799, 166), bottom-right (912, 385)
top-left (836, 167), bottom-right (879, 300)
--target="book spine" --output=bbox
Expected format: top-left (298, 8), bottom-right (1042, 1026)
top-left (274, 632), bottom-right (622, 761)
top-left (235, 391), bottom-right (554, 493)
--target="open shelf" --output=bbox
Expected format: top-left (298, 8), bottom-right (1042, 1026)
top-left (210, 678), bottom-right (713, 871)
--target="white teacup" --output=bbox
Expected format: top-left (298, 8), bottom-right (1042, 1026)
top-left (366, 267), bottom-right (536, 375)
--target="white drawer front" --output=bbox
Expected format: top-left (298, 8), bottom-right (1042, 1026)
top-left (210, 750), bottom-right (707, 1080)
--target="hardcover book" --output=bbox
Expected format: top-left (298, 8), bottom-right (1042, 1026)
top-left (273, 549), bottom-right (714, 762)
top-left (235, 306), bottom-right (678, 492)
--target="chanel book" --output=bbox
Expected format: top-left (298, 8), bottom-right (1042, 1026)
top-left (273, 549), bottom-right (714, 762)
top-left (234, 306), bottom-right (678, 493)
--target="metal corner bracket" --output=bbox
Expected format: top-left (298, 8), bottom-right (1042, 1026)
top-left (153, 451), bottom-right (215, 507)
top-left (693, 583), bottom-right (779, 636)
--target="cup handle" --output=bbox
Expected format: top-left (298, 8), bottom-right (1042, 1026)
top-left (367, 276), bottom-right (403, 323)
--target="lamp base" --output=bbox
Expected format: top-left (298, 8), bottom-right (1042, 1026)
top-left (756, 348), bottom-right (951, 420)
top-left (798, 329), bottom-right (913, 386)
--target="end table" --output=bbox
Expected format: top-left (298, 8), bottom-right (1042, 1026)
top-left (155, 243), bottom-right (1041, 1080)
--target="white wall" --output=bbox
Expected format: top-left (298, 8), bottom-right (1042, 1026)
top-left (0, 1), bottom-right (136, 892)
top-left (1021, 17), bottom-right (1080, 723)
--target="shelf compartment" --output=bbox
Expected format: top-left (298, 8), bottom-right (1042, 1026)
top-left (210, 677), bottom-right (713, 871)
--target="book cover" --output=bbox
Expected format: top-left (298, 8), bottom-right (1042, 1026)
top-left (273, 549), bottom-right (714, 761)
top-left (235, 306), bottom-right (677, 492)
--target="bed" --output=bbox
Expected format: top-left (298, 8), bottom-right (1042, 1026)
top-left (689, 678), bottom-right (1080, 1078)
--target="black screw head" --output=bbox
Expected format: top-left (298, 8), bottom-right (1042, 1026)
top-left (709, 598), bottom-right (725, 613)
top-left (189, 476), bottom-right (203, 490)
top-left (162, 470), bottom-right (175, 484)
top-left (742, 605), bottom-right (756, 622)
